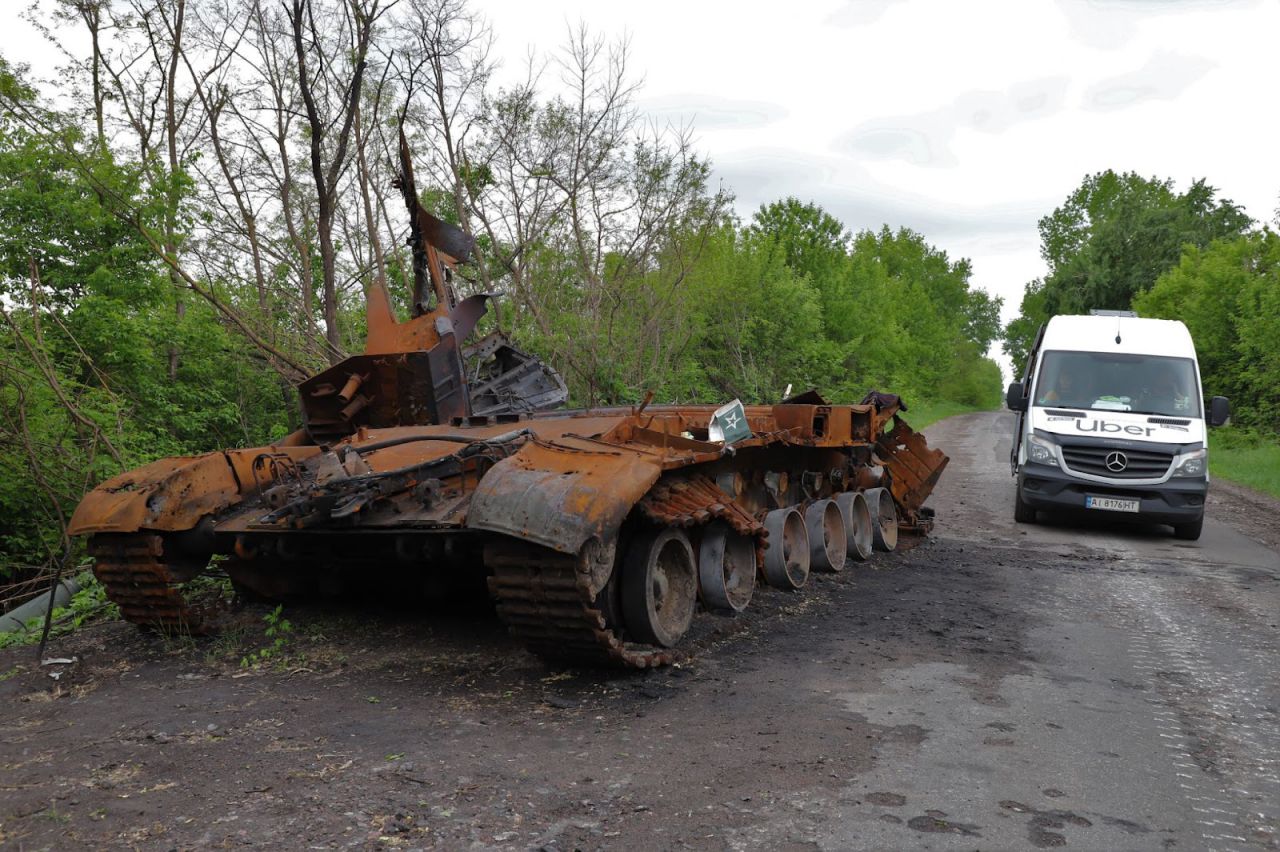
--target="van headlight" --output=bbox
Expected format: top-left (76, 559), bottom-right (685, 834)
top-left (1027, 434), bottom-right (1058, 467)
top-left (1173, 448), bottom-right (1206, 478)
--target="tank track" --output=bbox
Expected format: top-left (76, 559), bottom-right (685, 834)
top-left (486, 474), bottom-right (770, 668)
top-left (89, 534), bottom-right (212, 635)
top-left (485, 538), bottom-right (676, 669)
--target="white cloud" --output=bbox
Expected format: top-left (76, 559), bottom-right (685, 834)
top-left (716, 147), bottom-right (1053, 242)
top-left (1084, 51), bottom-right (1217, 110)
top-left (837, 78), bottom-right (1070, 166)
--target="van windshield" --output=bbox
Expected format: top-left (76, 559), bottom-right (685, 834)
top-left (1034, 351), bottom-right (1201, 418)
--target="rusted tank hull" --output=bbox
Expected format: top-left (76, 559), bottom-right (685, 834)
top-left (72, 400), bottom-right (947, 666)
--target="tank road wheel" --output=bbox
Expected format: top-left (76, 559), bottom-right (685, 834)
top-left (864, 487), bottom-right (899, 552)
top-left (622, 528), bottom-right (698, 648)
top-left (763, 507), bottom-right (810, 590)
top-left (805, 499), bottom-right (847, 573)
top-left (835, 492), bottom-right (873, 562)
top-left (698, 523), bottom-right (756, 613)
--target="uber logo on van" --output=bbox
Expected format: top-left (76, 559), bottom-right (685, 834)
top-left (1075, 420), bottom-right (1156, 437)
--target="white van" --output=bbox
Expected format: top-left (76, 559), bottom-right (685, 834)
top-left (1006, 311), bottom-right (1230, 540)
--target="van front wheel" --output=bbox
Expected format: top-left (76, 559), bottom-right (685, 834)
top-left (1014, 485), bottom-right (1037, 524)
top-left (1173, 517), bottom-right (1203, 541)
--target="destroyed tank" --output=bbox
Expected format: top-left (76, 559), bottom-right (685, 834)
top-left (68, 134), bottom-right (949, 668)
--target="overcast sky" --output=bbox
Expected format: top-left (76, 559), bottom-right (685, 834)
top-left (4, 0), bottom-right (1279, 376)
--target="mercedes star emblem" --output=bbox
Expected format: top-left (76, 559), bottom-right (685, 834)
top-left (1105, 451), bottom-right (1128, 473)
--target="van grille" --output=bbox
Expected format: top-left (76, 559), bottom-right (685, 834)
top-left (1060, 444), bottom-right (1174, 479)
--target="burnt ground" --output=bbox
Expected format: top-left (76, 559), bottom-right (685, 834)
top-left (1, 542), bottom-right (1021, 850)
top-left (2, 410), bottom-right (1279, 851)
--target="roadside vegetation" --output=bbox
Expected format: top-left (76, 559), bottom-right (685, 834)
top-left (0, 1), bottom-right (1002, 617)
top-left (898, 399), bottom-right (992, 430)
top-left (1208, 430), bottom-right (1280, 499)
top-left (1004, 171), bottom-right (1280, 497)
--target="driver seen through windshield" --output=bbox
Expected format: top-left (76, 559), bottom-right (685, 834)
top-left (1034, 351), bottom-right (1201, 417)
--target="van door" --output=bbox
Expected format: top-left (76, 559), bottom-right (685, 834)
top-left (1010, 323), bottom-right (1046, 475)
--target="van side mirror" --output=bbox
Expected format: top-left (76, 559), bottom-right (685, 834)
top-left (1006, 382), bottom-right (1026, 412)
top-left (1208, 396), bottom-right (1230, 427)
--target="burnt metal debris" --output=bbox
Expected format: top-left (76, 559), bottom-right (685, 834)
top-left (68, 130), bottom-right (948, 668)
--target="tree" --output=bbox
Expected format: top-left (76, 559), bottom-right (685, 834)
top-left (464, 24), bottom-right (731, 405)
top-left (1005, 170), bottom-right (1253, 363)
top-left (0, 59), bottom-right (292, 588)
top-left (1135, 231), bottom-right (1280, 434)
top-left (740, 209), bottom-right (1004, 405)
top-left (1003, 278), bottom-right (1046, 374)
top-left (288, 0), bottom-right (389, 360)
top-left (749, 199), bottom-right (846, 262)
top-left (679, 225), bottom-right (831, 402)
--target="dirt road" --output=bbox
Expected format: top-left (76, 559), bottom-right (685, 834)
top-left (3, 410), bottom-right (1278, 850)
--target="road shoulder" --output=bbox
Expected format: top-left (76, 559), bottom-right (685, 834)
top-left (1209, 477), bottom-right (1280, 552)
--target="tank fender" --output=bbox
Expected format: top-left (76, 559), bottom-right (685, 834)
top-left (466, 442), bottom-right (663, 555)
top-left (68, 452), bottom-right (243, 535)
top-left (875, 416), bottom-right (949, 512)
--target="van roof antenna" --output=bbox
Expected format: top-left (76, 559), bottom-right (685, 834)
top-left (1086, 308), bottom-right (1133, 344)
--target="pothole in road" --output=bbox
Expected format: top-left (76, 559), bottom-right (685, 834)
top-left (1000, 799), bottom-right (1095, 848)
top-left (907, 810), bottom-right (982, 836)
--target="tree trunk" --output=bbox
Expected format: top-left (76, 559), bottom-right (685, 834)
top-left (164, 0), bottom-right (187, 382)
top-left (317, 198), bottom-right (340, 356)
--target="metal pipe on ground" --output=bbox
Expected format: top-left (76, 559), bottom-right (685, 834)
top-left (0, 573), bottom-right (90, 634)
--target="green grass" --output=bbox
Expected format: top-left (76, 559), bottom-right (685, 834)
top-left (1210, 439), bottom-right (1280, 499)
top-left (901, 399), bottom-right (994, 429)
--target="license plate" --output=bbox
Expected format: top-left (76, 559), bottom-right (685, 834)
top-left (1085, 495), bottom-right (1139, 513)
